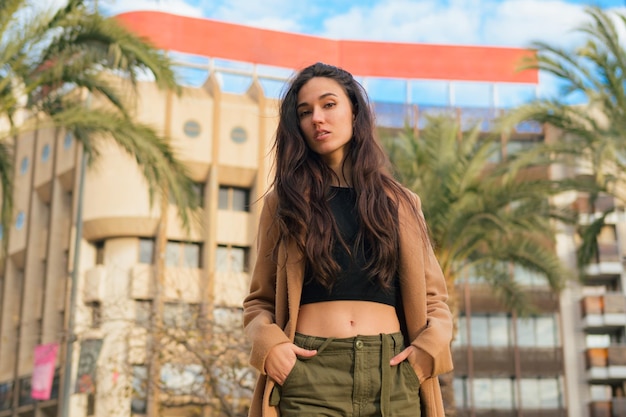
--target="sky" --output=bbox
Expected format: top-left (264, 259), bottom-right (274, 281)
top-left (91, 0), bottom-right (626, 107)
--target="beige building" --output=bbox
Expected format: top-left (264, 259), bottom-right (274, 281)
top-left (0, 72), bottom-right (279, 417)
top-left (1, 10), bottom-right (626, 417)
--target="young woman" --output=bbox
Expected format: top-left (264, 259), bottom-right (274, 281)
top-left (243, 62), bottom-right (453, 417)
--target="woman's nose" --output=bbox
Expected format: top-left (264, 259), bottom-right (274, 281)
top-left (311, 107), bottom-right (323, 124)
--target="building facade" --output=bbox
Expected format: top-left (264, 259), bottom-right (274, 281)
top-left (0, 10), bottom-right (624, 417)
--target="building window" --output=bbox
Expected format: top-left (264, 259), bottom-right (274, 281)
top-left (41, 143), bottom-right (51, 162)
top-left (94, 241), bottom-right (105, 265)
top-left (473, 377), bottom-right (514, 409)
top-left (192, 182), bottom-right (204, 207)
top-left (213, 307), bottom-right (243, 333)
top-left (513, 264), bottom-right (549, 287)
top-left (160, 363), bottom-right (204, 396)
top-left (0, 381), bottom-right (14, 411)
top-left (506, 139), bottom-right (537, 157)
top-left (15, 211), bottom-right (25, 230)
top-left (520, 377), bottom-right (562, 409)
top-left (590, 384), bottom-right (612, 401)
top-left (456, 376), bottom-right (563, 410)
top-left (20, 156), bottom-right (29, 175)
top-left (18, 376), bottom-right (34, 407)
top-left (218, 186), bottom-right (250, 211)
top-left (230, 126), bottom-right (248, 144)
top-left (135, 300), bottom-right (152, 328)
top-left (216, 245), bottom-right (249, 273)
top-left (131, 365), bottom-right (147, 414)
top-left (165, 241), bottom-right (202, 268)
top-left (138, 238), bottom-right (154, 264)
top-left (64, 132), bottom-right (73, 149)
top-left (86, 392), bottom-right (95, 416)
top-left (453, 377), bottom-right (470, 408)
top-left (87, 301), bottom-right (102, 328)
top-left (517, 314), bottom-right (560, 347)
top-left (163, 302), bottom-right (200, 329)
top-left (453, 315), bottom-right (467, 346)
top-left (183, 120), bottom-right (201, 138)
top-left (467, 314), bottom-right (511, 347)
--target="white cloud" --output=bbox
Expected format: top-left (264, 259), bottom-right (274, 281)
top-left (198, 0), bottom-right (303, 32)
top-left (102, 0), bottom-right (203, 18)
top-left (319, 0), bottom-right (593, 47)
top-left (482, 0), bottom-right (587, 47)
top-left (322, 0), bottom-right (484, 44)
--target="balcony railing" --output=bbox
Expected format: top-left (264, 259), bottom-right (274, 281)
top-left (581, 293), bottom-right (626, 330)
top-left (586, 345), bottom-right (626, 382)
top-left (590, 398), bottom-right (626, 417)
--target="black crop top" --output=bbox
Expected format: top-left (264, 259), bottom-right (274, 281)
top-left (300, 187), bottom-right (399, 307)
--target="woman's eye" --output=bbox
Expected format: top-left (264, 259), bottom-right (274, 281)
top-left (324, 102), bottom-right (336, 108)
top-left (298, 110), bottom-right (311, 118)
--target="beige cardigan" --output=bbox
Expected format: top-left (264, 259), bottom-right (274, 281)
top-left (243, 189), bottom-right (453, 417)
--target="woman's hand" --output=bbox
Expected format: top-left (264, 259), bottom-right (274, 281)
top-left (265, 343), bottom-right (317, 385)
top-left (390, 345), bottom-right (417, 366)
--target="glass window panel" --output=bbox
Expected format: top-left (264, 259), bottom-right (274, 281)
top-left (513, 264), bottom-right (549, 287)
top-left (163, 302), bottom-right (178, 327)
top-left (517, 318), bottom-right (536, 347)
top-left (135, 300), bottom-right (152, 327)
top-left (216, 245), bottom-right (229, 272)
top-left (489, 315), bottom-right (509, 347)
top-left (586, 334), bottom-right (611, 348)
top-left (213, 307), bottom-right (243, 328)
top-left (507, 140), bottom-right (534, 157)
top-left (520, 379), bottom-right (541, 408)
top-left (183, 243), bottom-right (200, 268)
top-left (470, 316), bottom-right (489, 347)
top-left (165, 241), bottom-right (180, 267)
top-left (473, 378), bottom-right (492, 408)
top-left (218, 187), bottom-right (229, 209)
top-left (138, 238), bottom-right (154, 264)
top-left (231, 188), bottom-right (249, 211)
top-left (230, 247), bottom-right (246, 273)
top-left (590, 384), bottom-right (612, 401)
top-left (160, 363), bottom-right (204, 396)
top-left (192, 183), bottom-right (204, 207)
top-left (20, 156), bottom-right (29, 175)
top-left (539, 378), bottom-right (560, 408)
top-left (492, 378), bottom-right (513, 409)
top-left (179, 303), bottom-right (200, 328)
top-left (453, 377), bottom-right (468, 408)
top-left (536, 316), bottom-right (557, 347)
top-left (453, 316), bottom-right (467, 346)
top-left (131, 365), bottom-right (148, 414)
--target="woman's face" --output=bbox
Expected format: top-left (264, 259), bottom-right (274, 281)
top-left (296, 77), bottom-right (354, 167)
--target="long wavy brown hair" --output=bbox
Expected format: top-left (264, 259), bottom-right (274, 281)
top-left (271, 62), bottom-right (424, 290)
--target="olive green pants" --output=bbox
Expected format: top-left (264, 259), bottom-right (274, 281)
top-left (271, 332), bottom-right (421, 417)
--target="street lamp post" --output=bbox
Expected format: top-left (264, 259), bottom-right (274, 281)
top-left (59, 148), bottom-right (87, 417)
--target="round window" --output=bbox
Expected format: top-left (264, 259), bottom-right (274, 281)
top-left (183, 120), bottom-right (201, 138)
top-left (230, 127), bottom-right (247, 144)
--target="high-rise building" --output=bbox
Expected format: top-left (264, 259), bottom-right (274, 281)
top-left (1, 11), bottom-right (624, 417)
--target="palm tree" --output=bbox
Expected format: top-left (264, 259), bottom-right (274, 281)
top-left (0, 0), bottom-right (200, 232)
top-left (385, 116), bottom-right (570, 311)
top-left (382, 115), bottom-right (575, 415)
top-left (499, 6), bottom-right (626, 268)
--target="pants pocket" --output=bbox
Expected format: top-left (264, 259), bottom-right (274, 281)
top-left (401, 360), bottom-right (421, 390)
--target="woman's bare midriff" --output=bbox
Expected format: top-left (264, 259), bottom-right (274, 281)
top-left (296, 300), bottom-right (401, 338)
